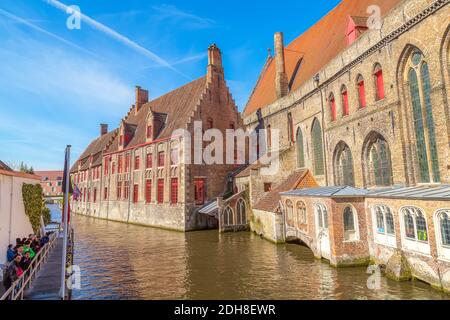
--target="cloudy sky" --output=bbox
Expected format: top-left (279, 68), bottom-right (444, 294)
top-left (0, 0), bottom-right (339, 170)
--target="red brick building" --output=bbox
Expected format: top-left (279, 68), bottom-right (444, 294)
top-left (36, 170), bottom-right (64, 197)
top-left (70, 44), bottom-right (242, 231)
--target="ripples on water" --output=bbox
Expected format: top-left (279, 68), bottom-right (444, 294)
top-left (48, 205), bottom-right (448, 300)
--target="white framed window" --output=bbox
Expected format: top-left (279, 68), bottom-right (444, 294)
top-left (286, 200), bottom-right (294, 227)
top-left (343, 206), bottom-right (359, 241)
top-left (434, 209), bottom-right (450, 261)
top-left (296, 201), bottom-right (307, 225)
top-left (372, 205), bottom-right (396, 248)
top-left (237, 199), bottom-right (246, 225)
top-left (400, 206), bottom-right (430, 255)
top-left (223, 206), bottom-right (234, 226)
top-left (315, 203), bottom-right (328, 231)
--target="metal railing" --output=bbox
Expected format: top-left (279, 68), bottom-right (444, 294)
top-left (0, 232), bottom-right (58, 300)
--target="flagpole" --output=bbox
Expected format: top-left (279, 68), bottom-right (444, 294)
top-left (60, 145), bottom-right (71, 300)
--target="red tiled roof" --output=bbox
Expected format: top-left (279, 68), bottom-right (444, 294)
top-left (252, 169), bottom-right (318, 213)
top-left (244, 0), bottom-right (402, 116)
top-left (0, 160), bottom-right (12, 171)
top-left (0, 168), bottom-right (40, 180)
top-left (35, 170), bottom-right (63, 181)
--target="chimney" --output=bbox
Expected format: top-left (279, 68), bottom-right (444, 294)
top-left (207, 43), bottom-right (224, 83)
top-left (274, 32), bottom-right (288, 98)
top-left (100, 123), bottom-right (108, 136)
top-left (135, 86), bottom-right (149, 114)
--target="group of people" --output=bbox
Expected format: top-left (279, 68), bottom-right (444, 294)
top-left (2, 233), bottom-right (51, 292)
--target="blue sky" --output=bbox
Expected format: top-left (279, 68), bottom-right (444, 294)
top-left (0, 0), bottom-right (340, 170)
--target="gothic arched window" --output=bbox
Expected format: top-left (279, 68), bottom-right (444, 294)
top-left (237, 199), bottom-right (246, 225)
top-left (296, 128), bottom-right (305, 168)
top-left (343, 206), bottom-right (358, 241)
top-left (286, 200), bottom-right (294, 227)
top-left (223, 206), bottom-right (234, 226)
top-left (406, 51), bottom-right (440, 183)
top-left (311, 119), bottom-right (324, 175)
top-left (364, 133), bottom-right (393, 187)
top-left (334, 143), bottom-right (355, 186)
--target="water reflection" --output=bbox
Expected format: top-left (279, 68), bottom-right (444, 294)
top-left (57, 210), bottom-right (448, 300)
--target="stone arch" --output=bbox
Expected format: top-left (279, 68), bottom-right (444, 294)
top-left (333, 141), bottom-right (355, 186)
top-left (362, 131), bottom-right (393, 187)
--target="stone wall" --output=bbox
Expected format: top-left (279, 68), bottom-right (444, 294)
top-left (243, 0), bottom-right (450, 188)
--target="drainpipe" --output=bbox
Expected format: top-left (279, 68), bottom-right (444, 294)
top-left (8, 176), bottom-right (14, 244)
top-left (278, 200), bottom-right (286, 243)
top-left (126, 150), bottom-right (134, 223)
top-left (315, 74), bottom-right (329, 186)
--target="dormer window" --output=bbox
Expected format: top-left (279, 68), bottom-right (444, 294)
top-left (346, 16), bottom-right (368, 46)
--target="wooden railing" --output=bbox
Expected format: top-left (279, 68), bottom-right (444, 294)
top-left (0, 232), bottom-right (58, 300)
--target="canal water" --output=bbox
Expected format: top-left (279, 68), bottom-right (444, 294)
top-left (48, 204), bottom-right (449, 300)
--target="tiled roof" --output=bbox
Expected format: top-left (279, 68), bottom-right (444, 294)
top-left (367, 185), bottom-right (450, 200)
top-left (126, 77), bottom-right (206, 147)
top-left (0, 160), bottom-right (12, 171)
top-left (35, 170), bottom-right (63, 181)
top-left (71, 129), bottom-right (118, 172)
top-left (253, 169), bottom-right (318, 213)
top-left (244, 0), bottom-right (402, 116)
top-left (281, 186), bottom-right (369, 197)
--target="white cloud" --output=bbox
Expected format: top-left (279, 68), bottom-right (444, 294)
top-left (44, 0), bottom-right (188, 78)
top-left (0, 40), bottom-right (134, 115)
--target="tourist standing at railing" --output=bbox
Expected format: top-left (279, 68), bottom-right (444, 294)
top-left (6, 245), bottom-right (15, 262)
top-left (2, 254), bottom-right (23, 292)
top-left (19, 252), bottom-right (32, 271)
top-left (23, 241), bottom-right (35, 259)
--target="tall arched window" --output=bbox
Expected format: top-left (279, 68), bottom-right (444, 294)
top-left (334, 142), bottom-right (355, 186)
top-left (223, 206), bottom-right (234, 226)
top-left (406, 51), bottom-right (440, 183)
top-left (357, 74), bottom-right (366, 108)
top-left (402, 207), bottom-right (428, 242)
top-left (329, 93), bottom-right (336, 121)
top-left (286, 200), bottom-right (294, 227)
top-left (237, 199), bottom-right (246, 225)
top-left (343, 206), bottom-right (358, 241)
top-left (296, 128), bottom-right (305, 168)
top-left (341, 85), bottom-right (349, 116)
top-left (287, 112), bottom-right (294, 142)
top-left (373, 63), bottom-right (385, 100)
top-left (316, 203), bottom-right (328, 229)
top-left (364, 133), bottom-right (393, 187)
top-left (374, 205), bottom-right (395, 235)
top-left (311, 119), bottom-right (324, 175)
top-left (435, 210), bottom-right (450, 260)
top-left (297, 201), bottom-right (307, 226)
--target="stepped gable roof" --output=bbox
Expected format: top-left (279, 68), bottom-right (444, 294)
top-left (253, 169), bottom-right (318, 213)
top-left (244, 0), bottom-right (402, 117)
top-left (126, 76), bottom-right (206, 147)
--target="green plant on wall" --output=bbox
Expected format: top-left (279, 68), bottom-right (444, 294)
top-left (22, 183), bottom-right (47, 234)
